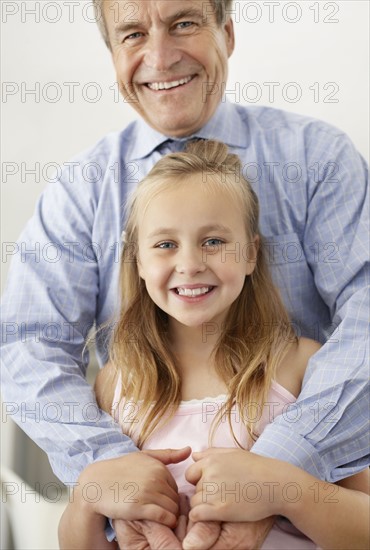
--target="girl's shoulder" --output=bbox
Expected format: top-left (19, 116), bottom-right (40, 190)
top-left (295, 337), bottom-right (322, 362)
top-left (94, 362), bottom-right (117, 413)
top-left (276, 338), bottom-right (322, 397)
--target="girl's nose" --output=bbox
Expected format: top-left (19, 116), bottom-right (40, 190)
top-left (175, 247), bottom-right (206, 276)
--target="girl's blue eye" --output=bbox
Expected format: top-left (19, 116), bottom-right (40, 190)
top-left (157, 242), bottom-right (176, 249)
top-left (204, 238), bottom-right (223, 247)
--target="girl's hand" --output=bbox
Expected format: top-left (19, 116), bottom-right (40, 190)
top-left (186, 448), bottom-right (283, 523)
top-left (76, 447), bottom-right (191, 527)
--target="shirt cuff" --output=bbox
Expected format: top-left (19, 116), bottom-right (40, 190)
top-left (251, 423), bottom-right (327, 480)
top-left (105, 518), bottom-right (116, 542)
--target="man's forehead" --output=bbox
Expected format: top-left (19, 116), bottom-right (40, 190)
top-left (103, 0), bottom-right (215, 24)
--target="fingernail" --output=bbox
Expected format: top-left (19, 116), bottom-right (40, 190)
top-left (182, 534), bottom-right (199, 550)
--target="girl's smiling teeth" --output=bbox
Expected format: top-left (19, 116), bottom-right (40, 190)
top-left (174, 286), bottom-right (214, 297)
top-left (147, 76), bottom-right (194, 91)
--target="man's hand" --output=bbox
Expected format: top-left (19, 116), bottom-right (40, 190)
top-left (114, 519), bottom-right (182, 549)
top-left (113, 494), bottom-right (194, 550)
top-left (115, 517), bottom-right (273, 550)
top-left (114, 517), bottom-right (224, 550)
top-left (183, 520), bottom-right (274, 550)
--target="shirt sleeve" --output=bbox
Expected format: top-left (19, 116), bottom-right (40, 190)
top-left (252, 129), bottom-right (370, 482)
top-left (0, 167), bottom-right (138, 485)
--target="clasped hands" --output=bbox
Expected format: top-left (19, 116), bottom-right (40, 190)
top-left (103, 447), bottom-right (275, 550)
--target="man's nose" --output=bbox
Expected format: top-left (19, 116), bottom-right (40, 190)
top-left (144, 33), bottom-right (182, 72)
top-left (175, 247), bottom-right (206, 276)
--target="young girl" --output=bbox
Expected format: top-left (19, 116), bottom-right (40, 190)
top-left (59, 140), bottom-right (369, 550)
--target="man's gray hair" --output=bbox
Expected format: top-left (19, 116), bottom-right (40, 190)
top-left (92, 0), bottom-right (234, 50)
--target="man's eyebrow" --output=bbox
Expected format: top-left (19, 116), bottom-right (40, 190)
top-left (114, 8), bottom-right (204, 36)
top-left (165, 8), bottom-right (205, 23)
top-left (114, 20), bottom-right (140, 37)
top-left (146, 224), bottom-right (233, 239)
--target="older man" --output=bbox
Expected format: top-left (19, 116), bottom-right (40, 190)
top-left (1, 0), bottom-right (369, 548)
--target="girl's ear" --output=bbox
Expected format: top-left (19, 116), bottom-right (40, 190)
top-left (245, 234), bottom-right (259, 276)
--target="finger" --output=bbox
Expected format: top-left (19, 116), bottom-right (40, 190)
top-left (146, 476), bottom-right (180, 507)
top-left (175, 494), bottom-right (190, 541)
top-left (141, 490), bottom-right (180, 518)
top-left (189, 490), bottom-right (208, 511)
top-left (182, 521), bottom-right (221, 550)
top-left (140, 465), bottom-right (180, 498)
top-left (185, 460), bottom-right (203, 485)
top-left (143, 447), bottom-right (192, 465)
top-left (192, 448), bottom-right (236, 461)
top-left (174, 513), bottom-right (188, 542)
top-left (163, 468), bottom-right (182, 495)
top-left (210, 520), bottom-right (274, 550)
top-left (186, 517), bottom-right (195, 535)
top-left (178, 493), bottom-right (190, 517)
top-left (114, 520), bottom-right (150, 550)
top-left (135, 503), bottom-right (178, 528)
top-left (188, 504), bottom-right (220, 524)
top-left (210, 523), bottom-right (250, 550)
top-left (141, 520), bottom-right (182, 550)
top-left (253, 517), bottom-right (275, 550)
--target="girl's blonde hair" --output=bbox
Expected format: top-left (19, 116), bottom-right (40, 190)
top-left (109, 139), bottom-right (296, 447)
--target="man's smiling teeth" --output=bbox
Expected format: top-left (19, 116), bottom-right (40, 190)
top-left (148, 76), bottom-right (192, 91)
top-left (176, 286), bottom-right (213, 297)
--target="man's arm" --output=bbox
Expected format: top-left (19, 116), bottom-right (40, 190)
top-left (253, 129), bottom-right (369, 481)
top-left (0, 163), bottom-right (137, 484)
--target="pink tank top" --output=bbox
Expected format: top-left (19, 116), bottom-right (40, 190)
top-left (112, 380), bottom-right (297, 497)
top-left (112, 381), bottom-right (318, 549)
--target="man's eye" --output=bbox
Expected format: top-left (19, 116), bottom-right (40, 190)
top-left (204, 238), bottom-right (224, 247)
top-left (157, 242), bottom-right (176, 249)
top-left (124, 32), bottom-right (144, 41)
top-left (176, 21), bottom-right (194, 29)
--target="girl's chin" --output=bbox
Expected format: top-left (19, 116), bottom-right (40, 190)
top-left (169, 316), bottom-right (226, 331)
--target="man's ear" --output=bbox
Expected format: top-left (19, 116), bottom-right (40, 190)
top-left (245, 234), bottom-right (259, 276)
top-left (224, 17), bottom-right (235, 57)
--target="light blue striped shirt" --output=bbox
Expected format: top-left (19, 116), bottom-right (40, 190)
top-left (1, 101), bottom-right (369, 484)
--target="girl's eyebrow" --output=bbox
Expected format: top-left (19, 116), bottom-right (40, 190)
top-left (146, 224), bottom-right (233, 239)
top-left (114, 8), bottom-right (204, 37)
top-left (198, 224), bottom-right (234, 235)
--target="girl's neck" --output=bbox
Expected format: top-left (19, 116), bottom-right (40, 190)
top-left (169, 320), bottom-right (220, 361)
top-left (168, 320), bottom-right (227, 400)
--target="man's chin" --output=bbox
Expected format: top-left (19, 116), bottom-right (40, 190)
top-left (144, 115), bottom-right (206, 138)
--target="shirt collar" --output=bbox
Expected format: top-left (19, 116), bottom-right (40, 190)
top-left (128, 101), bottom-right (248, 161)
